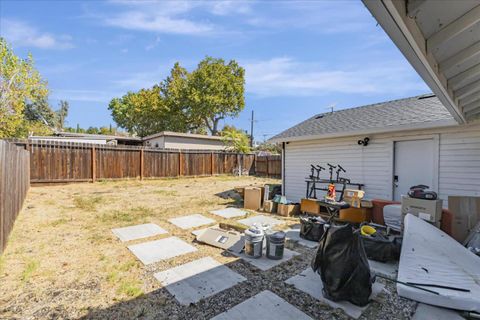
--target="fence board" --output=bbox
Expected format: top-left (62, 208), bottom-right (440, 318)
top-left (255, 155), bottom-right (281, 178)
top-left (10, 140), bottom-right (259, 183)
top-left (0, 140), bottom-right (29, 254)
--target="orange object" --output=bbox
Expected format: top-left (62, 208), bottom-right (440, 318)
top-left (338, 207), bottom-right (372, 223)
top-left (301, 198), bottom-right (321, 214)
top-left (325, 183), bottom-right (336, 201)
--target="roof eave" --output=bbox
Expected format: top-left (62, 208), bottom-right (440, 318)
top-left (269, 119), bottom-right (458, 143)
top-left (362, 0), bottom-right (467, 124)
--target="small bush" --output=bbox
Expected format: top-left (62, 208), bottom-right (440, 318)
top-left (73, 196), bottom-right (104, 211)
top-left (21, 260), bottom-right (39, 282)
top-left (117, 280), bottom-right (143, 298)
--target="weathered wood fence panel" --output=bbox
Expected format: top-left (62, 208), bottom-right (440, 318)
top-left (10, 140), bottom-right (264, 183)
top-left (0, 141), bottom-right (30, 254)
top-left (255, 155), bottom-right (281, 178)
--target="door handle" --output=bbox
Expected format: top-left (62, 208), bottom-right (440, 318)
top-left (394, 175), bottom-right (398, 188)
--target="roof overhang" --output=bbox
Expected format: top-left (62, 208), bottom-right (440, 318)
top-left (363, 0), bottom-right (480, 124)
top-left (269, 119), bottom-right (458, 144)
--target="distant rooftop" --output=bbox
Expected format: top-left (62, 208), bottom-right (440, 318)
top-left (143, 131), bottom-right (225, 141)
top-left (270, 94), bottom-right (457, 143)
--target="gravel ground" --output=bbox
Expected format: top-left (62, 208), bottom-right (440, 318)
top-left (0, 176), bottom-right (418, 319)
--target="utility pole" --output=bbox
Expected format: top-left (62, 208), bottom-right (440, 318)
top-left (250, 110), bottom-right (254, 147)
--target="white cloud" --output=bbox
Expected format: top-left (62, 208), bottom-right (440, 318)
top-left (0, 19), bottom-right (74, 49)
top-left (208, 1), bottom-right (252, 16)
top-left (244, 57), bottom-right (428, 97)
top-left (51, 89), bottom-right (120, 102)
top-left (103, 1), bottom-right (214, 35)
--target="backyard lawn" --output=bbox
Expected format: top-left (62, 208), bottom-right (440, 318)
top-left (0, 176), bottom-right (413, 320)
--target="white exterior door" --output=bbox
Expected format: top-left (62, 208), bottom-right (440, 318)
top-left (393, 140), bottom-right (435, 201)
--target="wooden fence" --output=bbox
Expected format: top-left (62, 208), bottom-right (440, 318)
top-left (255, 155), bottom-right (281, 178)
top-left (9, 140), bottom-right (259, 183)
top-left (0, 141), bottom-right (30, 254)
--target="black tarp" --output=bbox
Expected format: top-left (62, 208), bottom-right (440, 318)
top-left (312, 223), bottom-right (373, 306)
top-left (299, 216), bottom-right (325, 242)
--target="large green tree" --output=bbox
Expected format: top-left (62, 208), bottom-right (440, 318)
top-left (108, 56), bottom-right (245, 137)
top-left (188, 57), bottom-right (245, 135)
top-left (0, 37), bottom-right (48, 137)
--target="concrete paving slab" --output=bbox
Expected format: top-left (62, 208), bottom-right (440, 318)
top-left (285, 267), bottom-right (385, 319)
top-left (211, 290), bottom-right (313, 320)
top-left (128, 237), bottom-right (197, 265)
top-left (284, 226), bottom-right (318, 248)
top-left (412, 303), bottom-right (465, 320)
top-left (237, 215), bottom-right (283, 228)
top-left (168, 214), bottom-right (216, 230)
top-left (369, 260), bottom-right (398, 278)
top-left (232, 246), bottom-right (299, 271)
top-left (154, 257), bottom-right (246, 305)
top-left (210, 208), bottom-right (247, 218)
top-left (112, 223), bottom-right (167, 242)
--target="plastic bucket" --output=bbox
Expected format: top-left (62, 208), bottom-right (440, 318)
top-left (266, 231), bottom-right (286, 260)
top-left (245, 227), bottom-right (264, 258)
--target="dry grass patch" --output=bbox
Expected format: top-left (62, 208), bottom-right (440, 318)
top-left (0, 175), bottom-right (279, 319)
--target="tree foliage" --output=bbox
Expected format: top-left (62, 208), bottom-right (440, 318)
top-left (108, 56), bottom-right (245, 137)
top-left (188, 57), bottom-right (245, 135)
top-left (220, 125), bottom-right (251, 153)
top-left (0, 37), bottom-right (48, 137)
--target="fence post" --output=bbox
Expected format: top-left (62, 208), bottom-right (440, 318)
top-left (91, 146), bottom-right (96, 183)
top-left (223, 154), bottom-right (227, 174)
top-left (140, 149), bottom-right (144, 180)
top-left (211, 152), bottom-right (214, 176)
top-left (178, 151), bottom-right (182, 176)
top-left (266, 156), bottom-right (269, 177)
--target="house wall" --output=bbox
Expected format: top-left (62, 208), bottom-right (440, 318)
top-left (284, 122), bottom-right (480, 207)
top-left (144, 135), bottom-right (226, 150)
top-left (144, 136), bottom-right (165, 148)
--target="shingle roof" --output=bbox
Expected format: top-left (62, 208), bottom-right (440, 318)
top-left (270, 94), bottom-right (456, 142)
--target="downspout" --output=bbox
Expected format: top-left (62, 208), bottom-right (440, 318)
top-left (282, 142), bottom-right (286, 196)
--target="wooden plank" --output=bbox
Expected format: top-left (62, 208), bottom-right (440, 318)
top-left (91, 146), bottom-right (96, 183)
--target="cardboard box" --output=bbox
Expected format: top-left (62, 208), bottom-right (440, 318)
top-left (301, 198), bottom-right (321, 214)
top-left (277, 203), bottom-right (300, 217)
top-left (343, 189), bottom-right (365, 208)
top-left (338, 207), bottom-right (372, 223)
top-left (263, 200), bottom-right (278, 213)
top-left (401, 196), bottom-right (443, 224)
top-left (360, 199), bottom-right (373, 208)
top-left (448, 196), bottom-right (480, 242)
top-left (244, 187), bottom-right (263, 210)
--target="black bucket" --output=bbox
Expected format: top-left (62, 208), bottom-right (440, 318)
top-left (266, 231), bottom-right (286, 260)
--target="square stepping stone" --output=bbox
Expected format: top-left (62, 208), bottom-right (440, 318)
top-left (232, 246), bottom-right (299, 271)
top-left (211, 290), bottom-right (313, 320)
top-left (112, 223), bottom-right (167, 242)
top-left (284, 226), bottom-right (318, 248)
top-left (210, 208), bottom-right (247, 218)
top-left (368, 260), bottom-right (398, 278)
top-left (168, 214), bottom-right (216, 230)
top-left (154, 257), bottom-right (246, 305)
top-left (128, 236), bottom-right (197, 265)
top-left (285, 267), bottom-right (385, 319)
top-left (237, 215), bottom-right (283, 228)
top-left (412, 303), bottom-right (464, 320)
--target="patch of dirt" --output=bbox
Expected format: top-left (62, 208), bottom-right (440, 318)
top-left (0, 176), bottom-right (416, 319)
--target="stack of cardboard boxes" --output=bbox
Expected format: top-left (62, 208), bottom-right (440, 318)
top-left (242, 185), bottom-right (300, 217)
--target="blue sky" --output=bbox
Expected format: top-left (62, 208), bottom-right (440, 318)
top-left (0, 0), bottom-right (428, 140)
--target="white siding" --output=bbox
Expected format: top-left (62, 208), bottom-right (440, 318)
top-left (284, 123), bottom-right (480, 206)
